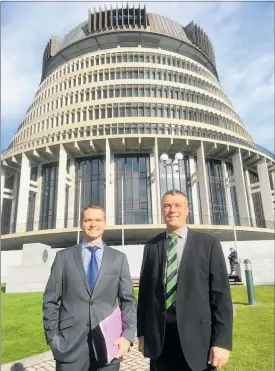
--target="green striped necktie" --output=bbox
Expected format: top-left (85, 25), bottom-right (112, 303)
top-left (165, 233), bottom-right (178, 309)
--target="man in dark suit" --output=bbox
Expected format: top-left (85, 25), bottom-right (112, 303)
top-left (43, 205), bottom-right (136, 371)
top-left (137, 190), bottom-right (233, 371)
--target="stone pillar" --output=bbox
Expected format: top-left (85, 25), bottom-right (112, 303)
top-left (154, 138), bottom-right (161, 224)
top-left (150, 153), bottom-right (157, 225)
top-left (189, 156), bottom-right (201, 224)
top-left (271, 171), bottom-right (275, 191)
top-left (150, 138), bottom-right (160, 224)
top-left (221, 161), bottom-right (233, 226)
top-left (105, 139), bottom-right (115, 225)
top-left (1, 169), bottom-right (5, 210)
top-left (232, 150), bottom-right (250, 227)
top-left (16, 153), bottom-right (31, 233)
top-left (33, 165), bottom-right (42, 231)
top-left (56, 145), bottom-right (67, 229)
top-left (196, 141), bottom-right (211, 224)
top-left (257, 158), bottom-right (274, 229)
top-left (244, 169), bottom-right (256, 227)
top-left (67, 158), bottom-right (75, 228)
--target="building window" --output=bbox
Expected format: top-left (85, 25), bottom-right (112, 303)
top-left (30, 166), bottom-right (38, 181)
top-left (74, 156), bottom-right (105, 226)
top-left (1, 175), bottom-right (18, 234)
top-left (269, 173), bottom-right (274, 191)
top-left (159, 155), bottom-right (194, 223)
top-left (1, 198), bottom-right (13, 235)
top-left (206, 159), bottom-right (228, 225)
top-left (115, 155), bottom-right (152, 225)
top-left (252, 192), bottom-right (266, 228)
top-left (249, 170), bottom-right (266, 227)
top-left (39, 162), bottom-right (58, 230)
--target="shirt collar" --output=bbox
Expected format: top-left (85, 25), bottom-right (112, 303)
top-left (166, 225), bottom-right (188, 240)
top-left (81, 239), bottom-right (104, 250)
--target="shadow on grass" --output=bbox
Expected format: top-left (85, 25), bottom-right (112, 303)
top-left (10, 362), bottom-right (24, 370)
top-left (233, 301), bottom-right (250, 306)
top-left (1, 284), bottom-right (6, 293)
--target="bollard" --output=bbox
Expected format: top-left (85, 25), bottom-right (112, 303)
top-left (244, 259), bottom-right (256, 305)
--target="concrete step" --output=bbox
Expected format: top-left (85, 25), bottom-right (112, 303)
top-left (132, 277), bottom-right (244, 287)
top-left (230, 281), bottom-right (244, 286)
top-left (132, 277), bottom-right (140, 288)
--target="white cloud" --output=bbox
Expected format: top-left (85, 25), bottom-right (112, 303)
top-left (1, 1), bottom-right (274, 152)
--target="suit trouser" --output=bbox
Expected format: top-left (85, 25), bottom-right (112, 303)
top-left (56, 359), bottom-right (119, 371)
top-left (55, 342), bottom-right (120, 371)
top-left (56, 356), bottom-right (120, 371)
top-left (150, 323), bottom-right (216, 371)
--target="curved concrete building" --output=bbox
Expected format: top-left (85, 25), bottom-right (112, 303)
top-left (1, 5), bottom-right (274, 284)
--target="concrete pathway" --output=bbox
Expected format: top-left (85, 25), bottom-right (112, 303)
top-left (1, 339), bottom-right (149, 371)
top-left (2, 305), bottom-right (237, 371)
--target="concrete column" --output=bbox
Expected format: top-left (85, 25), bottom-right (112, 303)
top-left (271, 170), bottom-right (275, 206)
top-left (56, 145), bottom-right (67, 229)
top-left (189, 156), bottom-right (201, 224)
top-left (154, 138), bottom-right (161, 224)
top-left (271, 171), bottom-right (275, 191)
top-left (150, 149), bottom-right (158, 224)
top-left (16, 153), bottom-right (31, 233)
top-left (67, 158), bottom-right (75, 228)
top-left (221, 161), bottom-right (233, 226)
top-left (232, 150), bottom-right (250, 227)
top-left (244, 169), bottom-right (256, 227)
top-left (33, 165), bottom-right (42, 231)
top-left (257, 158), bottom-right (274, 228)
top-left (196, 141), bottom-right (211, 224)
top-left (1, 169), bottom-right (5, 210)
top-left (105, 139), bottom-right (115, 225)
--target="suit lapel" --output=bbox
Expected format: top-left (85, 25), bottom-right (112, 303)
top-left (73, 244), bottom-right (91, 296)
top-left (177, 228), bottom-right (195, 282)
top-left (91, 242), bottom-right (111, 296)
top-left (157, 233), bottom-right (168, 286)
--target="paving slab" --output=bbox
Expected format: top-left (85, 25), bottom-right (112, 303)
top-left (1, 339), bottom-right (149, 371)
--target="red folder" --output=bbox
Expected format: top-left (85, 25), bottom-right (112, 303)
top-left (99, 307), bottom-right (123, 363)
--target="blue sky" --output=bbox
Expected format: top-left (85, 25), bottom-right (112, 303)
top-left (1, 1), bottom-right (274, 153)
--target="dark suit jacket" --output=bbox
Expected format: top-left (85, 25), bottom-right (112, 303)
top-left (43, 243), bottom-right (137, 364)
top-left (137, 228), bottom-right (233, 371)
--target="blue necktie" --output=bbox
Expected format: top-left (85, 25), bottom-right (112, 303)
top-left (87, 246), bottom-right (99, 292)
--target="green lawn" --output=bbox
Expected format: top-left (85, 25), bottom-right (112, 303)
top-left (2, 287), bottom-right (274, 370)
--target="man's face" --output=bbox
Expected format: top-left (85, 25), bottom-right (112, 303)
top-left (162, 193), bottom-right (189, 231)
top-left (81, 208), bottom-right (106, 241)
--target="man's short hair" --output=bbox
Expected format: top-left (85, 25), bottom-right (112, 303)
top-left (80, 205), bottom-right (106, 223)
top-left (162, 189), bottom-right (188, 204)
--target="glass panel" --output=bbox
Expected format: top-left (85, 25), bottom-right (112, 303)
top-left (159, 155), bottom-right (194, 223)
top-left (39, 162), bottom-right (58, 230)
top-left (115, 155), bottom-right (152, 225)
top-left (74, 157), bottom-right (105, 226)
top-left (206, 159), bottom-right (228, 225)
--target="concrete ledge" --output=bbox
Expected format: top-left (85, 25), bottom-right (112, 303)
top-left (1, 351), bottom-right (53, 371)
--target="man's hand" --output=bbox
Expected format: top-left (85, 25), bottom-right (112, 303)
top-left (138, 337), bottom-right (144, 356)
top-left (114, 337), bottom-right (131, 359)
top-left (208, 346), bottom-right (230, 368)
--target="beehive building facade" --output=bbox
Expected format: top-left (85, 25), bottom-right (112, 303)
top-left (2, 5), bottom-right (274, 262)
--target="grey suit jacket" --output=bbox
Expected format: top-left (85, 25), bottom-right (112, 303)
top-left (43, 243), bottom-right (137, 363)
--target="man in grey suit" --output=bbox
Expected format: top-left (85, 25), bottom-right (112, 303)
top-left (43, 205), bottom-right (137, 371)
